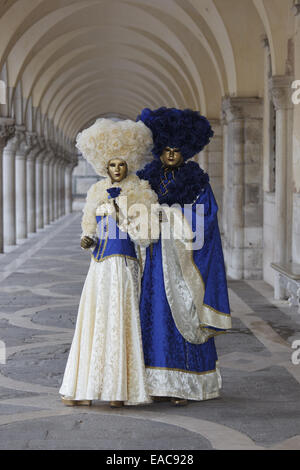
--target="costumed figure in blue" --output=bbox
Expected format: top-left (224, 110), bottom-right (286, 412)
top-left (59, 118), bottom-right (159, 408)
top-left (137, 107), bottom-right (232, 405)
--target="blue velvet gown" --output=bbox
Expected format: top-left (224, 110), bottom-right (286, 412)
top-left (137, 163), bottom-right (231, 400)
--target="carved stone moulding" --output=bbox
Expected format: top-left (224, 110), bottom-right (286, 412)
top-left (0, 117), bottom-right (15, 147)
top-left (222, 97), bottom-right (263, 124)
top-left (26, 131), bottom-right (38, 149)
top-left (269, 75), bottom-right (294, 110)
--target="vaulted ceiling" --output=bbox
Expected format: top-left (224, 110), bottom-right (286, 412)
top-left (0, 0), bottom-right (294, 143)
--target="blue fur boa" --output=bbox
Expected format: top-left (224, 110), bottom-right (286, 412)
top-left (137, 159), bottom-right (209, 206)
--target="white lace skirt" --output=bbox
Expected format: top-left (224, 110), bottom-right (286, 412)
top-left (59, 256), bottom-right (151, 405)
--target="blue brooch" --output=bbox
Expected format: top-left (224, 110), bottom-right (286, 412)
top-left (107, 187), bottom-right (122, 199)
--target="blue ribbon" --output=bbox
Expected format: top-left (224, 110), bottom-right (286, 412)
top-left (107, 187), bottom-right (122, 199)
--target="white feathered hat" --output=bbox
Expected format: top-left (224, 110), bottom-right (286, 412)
top-left (75, 118), bottom-right (153, 176)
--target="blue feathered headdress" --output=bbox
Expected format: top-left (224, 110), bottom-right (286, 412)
top-left (136, 107), bottom-right (214, 161)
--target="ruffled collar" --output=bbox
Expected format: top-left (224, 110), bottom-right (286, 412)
top-left (137, 159), bottom-right (209, 206)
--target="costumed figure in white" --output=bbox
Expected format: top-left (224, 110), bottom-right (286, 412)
top-left (59, 118), bottom-right (159, 408)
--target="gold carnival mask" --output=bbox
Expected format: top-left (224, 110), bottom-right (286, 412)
top-left (160, 147), bottom-right (183, 168)
top-left (107, 158), bottom-right (128, 182)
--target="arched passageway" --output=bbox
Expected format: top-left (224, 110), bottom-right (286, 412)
top-left (0, 0), bottom-right (299, 295)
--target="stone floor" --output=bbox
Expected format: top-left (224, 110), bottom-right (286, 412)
top-left (0, 212), bottom-right (300, 450)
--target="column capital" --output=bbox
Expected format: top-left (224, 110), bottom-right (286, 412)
top-left (26, 132), bottom-right (40, 161)
top-left (45, 139), bottom-right (55, 154)
top-left (292, 2), bottom-right (300, 16)
top-left (57, 150), bottom-right (64, 161)
top-left (26, 131), bottom-right (38, 150)
top-left (63, 150), bottom-right (72, 163)
top-left (220, 109), bottom-right (227, 127)
top-left (15, 126), bottom-right (30, 158)
top-left (36, 149), bottom-right (48, 163)
top-left (4, 133), bottom-right (19, 153)
top-left (15, 124), bottom-right (26, 135)
top-left (65, 163), bottom-right (73, 173)
top-left (208, 119), bottom-right (222, 138)
top-left (58, 159), bottom-right (67, 169)
top-left (44, 152), bottom-right (53, 165)
top-left (72, 155), bottom-right (78, 168)
top-left (65, 160), bottom-right (77, 172)
top-left (260, 34), bottom-right (270, 50)
top-left (27, 147), bottom-right (41, 162)
top-left (269, 75), bottom-right (294, 110)
top-left (222, 96), bottom-right (263, 123)
top-left (37, 135), bottom-right (46, 150)
top-left (0, 118), bottom-right (15, 148)
top-left (48, 155), bottom-right (57, 165)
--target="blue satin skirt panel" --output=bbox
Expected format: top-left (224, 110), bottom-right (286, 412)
top-left (139, 238), bottom-right (218, 374)
top-left (193, 185), bottom-right (231, 317)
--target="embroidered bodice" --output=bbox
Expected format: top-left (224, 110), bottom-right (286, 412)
top-left (92, 215), bottom-right (137, 262)
top-left (158, 167), bottom-right (178, 198)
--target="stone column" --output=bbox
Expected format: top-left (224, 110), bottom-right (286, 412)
top-left (36, 152), bottom-right (44, 229)
top-left (206, 120), bottom-right (223, 232)
top-left (53, 159), bottom-right (59, 220)
top-left (0, 118), bottom-right (15, 252)
top-left (196, 148), bottom-right (209, 172)
top-left (15, 127), bottom-right (29, 240)
top-left (221, 110), bottom-right (229, 258)
top-left (65, 163), bottom-right (74, 214)
top-left (48, 156), bottom-right (55, 223)
top-left (60, 162), bottom-right (66, 217)
top-left (26, 133), bottom-right (39, 234)
top-left (57, 162), bottom-right (62, 218)
top-left (43, 151), bottom-right (52, 226)
top-left (35, 138), bottom-right (46, 230)
top-left (222, 97), bottom-right (264, 280)
top-left (3, 128), bottom-right (20, 246)
top-left (269, 75), bottom-right (294, 298)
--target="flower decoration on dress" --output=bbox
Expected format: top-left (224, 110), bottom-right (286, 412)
top-left (107, 187), bottom-right (122, 199)
top-left (76, 118), bottom-right (153, 176)
top-left (136, 107), bottom-right (214, 161)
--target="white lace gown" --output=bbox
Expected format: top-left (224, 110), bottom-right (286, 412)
top-left (59, 254), bottom-right (151, 405)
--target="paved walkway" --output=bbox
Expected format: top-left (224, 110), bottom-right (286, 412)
top-left (0, 212), bottom-right (300, 450)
